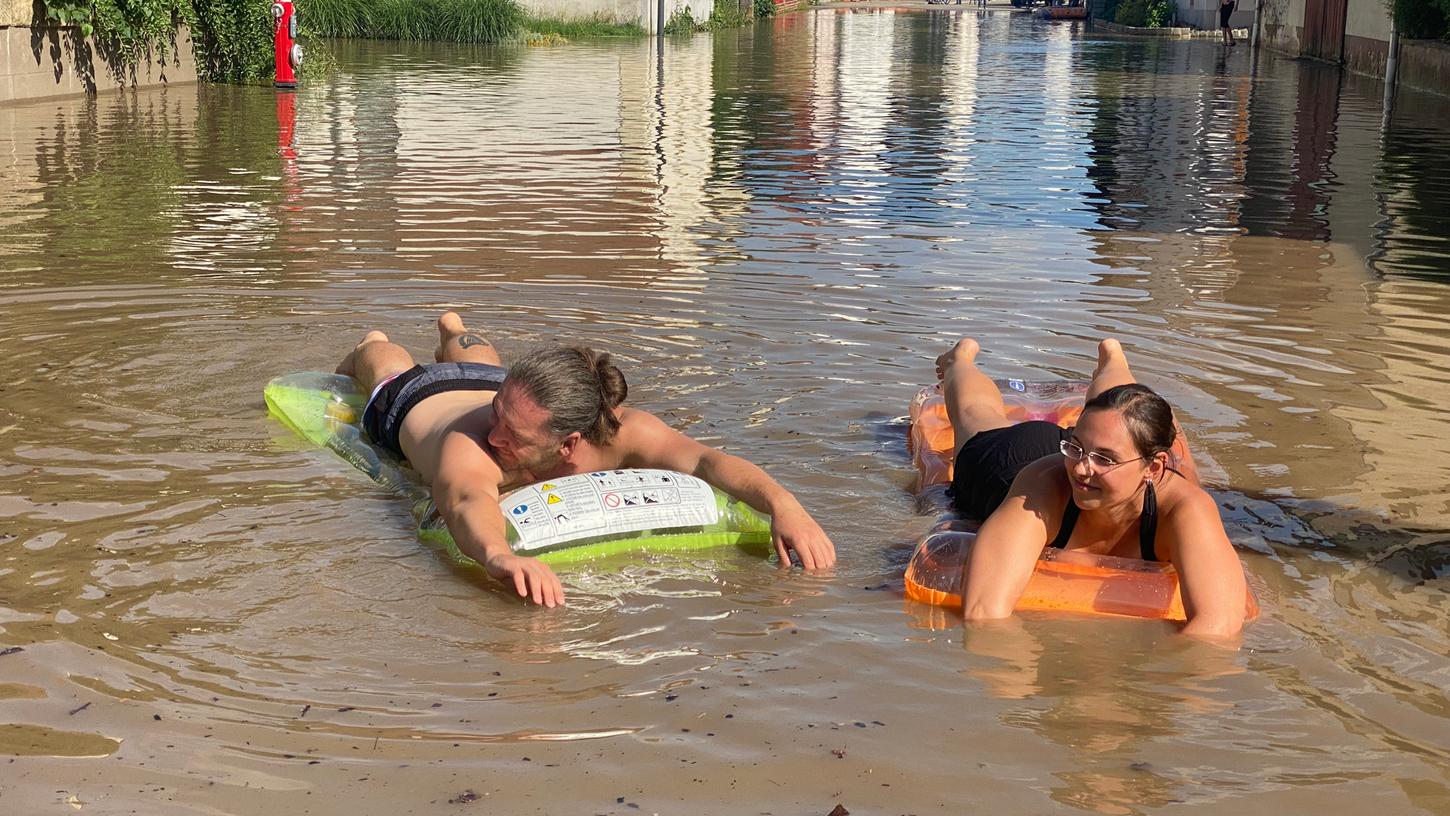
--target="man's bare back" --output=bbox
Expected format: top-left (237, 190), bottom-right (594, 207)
top-left (397, 391), bottom-right (497, 483)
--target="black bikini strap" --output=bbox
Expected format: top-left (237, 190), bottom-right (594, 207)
top-left (1050, 495), bottom-right (1078, 550)
top-left (1053, 482), bottom-right (1158, 559)
top-left (1139, 480), bottom-right (1159, 561)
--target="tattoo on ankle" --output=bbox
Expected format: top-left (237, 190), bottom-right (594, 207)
top-left (459, 334), bottom-right (492, 349)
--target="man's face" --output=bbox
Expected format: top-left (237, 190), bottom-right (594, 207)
top-left (488, 383), bottom-right (565, 476)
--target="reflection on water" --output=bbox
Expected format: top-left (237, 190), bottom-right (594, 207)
top-left (2, 8), bottom-right (1449, 814)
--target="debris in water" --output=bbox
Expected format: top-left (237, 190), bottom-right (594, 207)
top-left (448, 790), bottom-right (481, 804)
top-left (828, 805), bottom-right (849, 816)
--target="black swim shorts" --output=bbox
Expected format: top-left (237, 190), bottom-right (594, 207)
top-left (947, 420), bottom-right (1073, 521)
top-left (361, 362), bottom-right (508, 458)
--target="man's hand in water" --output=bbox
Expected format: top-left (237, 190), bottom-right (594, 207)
top-left (771, 505), bottom-right (836, 570)
top-left (484, 552), bottom-right (565, 607)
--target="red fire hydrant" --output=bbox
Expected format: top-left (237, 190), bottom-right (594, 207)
top-left (272, 1), bottom-right (302, 88)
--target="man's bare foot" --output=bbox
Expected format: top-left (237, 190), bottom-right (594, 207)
top-left (434, 311), bottom-right (502, 366)
top-left (935, 338), bottom-right (981, 381)
top-left (336, 330), bottom-right (390, 376)
top-left (435, 312), bottom-right (468, 362)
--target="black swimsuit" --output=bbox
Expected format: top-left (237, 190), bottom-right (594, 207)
top-left (362, 362), bottom-right (508, 458)
top-left (1048, 480), bottom-right (1160, 561)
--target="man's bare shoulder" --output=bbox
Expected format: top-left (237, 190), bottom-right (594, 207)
top-left (611, 406), bottom-right (681, 444)
top-left (610, 407), bottom-right (710, 470)
top-left (431, 428), bottom-right (505, 495)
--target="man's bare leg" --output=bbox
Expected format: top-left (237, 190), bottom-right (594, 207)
top-left (336, 330), bottom-right (417, 395)
top-left (434, 312), bottom-right (503, 367)
top-left (1088, 339), bottom-right (1201, 483)
top-left (937, 339), bottom-right (1012, 458)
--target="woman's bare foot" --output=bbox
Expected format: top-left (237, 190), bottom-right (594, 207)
top-left (936, 337), bottom-right (1011, 452)
top-left (1087, 338), bottom-right (1136, 400)
top-left (935, 338), bottom-right (981, 381)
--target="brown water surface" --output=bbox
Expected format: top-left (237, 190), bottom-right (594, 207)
top-left (2, 8), bottom-right (1449, 814)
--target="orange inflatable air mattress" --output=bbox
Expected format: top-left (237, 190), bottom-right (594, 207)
top-left (904, 382), bottom-right (1259, 622)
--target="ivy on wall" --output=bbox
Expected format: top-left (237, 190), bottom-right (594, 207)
top-left (38, 0), bottom-right (279, 82)
top-left (189, 0), bottom-right (274, 81)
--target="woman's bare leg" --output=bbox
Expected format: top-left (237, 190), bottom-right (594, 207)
top-left (1088, 339), bottom-right (1201, 484)
top-left (434, 312), bottom-right (503, 367)
top-left (937, 339), bottom-right (1012, 458)
top-left (336, 330), bottom-right (416, 394)
top-left (1087, 338), bottom-right (1136, 399)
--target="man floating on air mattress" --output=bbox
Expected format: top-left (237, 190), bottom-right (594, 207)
top-left (334, 312), bottom-right (836, 607)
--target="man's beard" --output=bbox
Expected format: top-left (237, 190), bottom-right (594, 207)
top-left (511, 448), bottom-right (566, 483)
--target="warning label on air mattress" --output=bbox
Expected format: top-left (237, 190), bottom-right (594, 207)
top-left (501, 469), bottom-right (721, 553)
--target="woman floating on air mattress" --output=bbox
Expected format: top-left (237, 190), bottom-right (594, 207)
top-left (911, 338), bottom-right (1255, 638)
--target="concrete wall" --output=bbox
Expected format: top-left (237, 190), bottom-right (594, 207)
top-left (1343, 0), bottom-right (1392, 76)
top-left (1256, 0), bottom-right (1450, 96)
top-left (2, 0), bottom-right (32, 27)
top-left (1260, 0), bottom-right (1306, 54)
top-left (1345, 0), bottom-right (1390, 40)
top-left (520, 0), bottom-right (658, 25)
top-left (1, 0), bottom-right (197, 105)
top-left (1172, 0), bottom-right (1256, 31)
top-left (1400, 37), bottom-right (1450, 93)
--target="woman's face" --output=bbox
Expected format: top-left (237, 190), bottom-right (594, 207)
top-left (1062, 407), bottom-right (1156, 510)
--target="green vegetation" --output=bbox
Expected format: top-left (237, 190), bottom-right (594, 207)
top-left (189, 0), bottom-right (274, 82)
top-left (705, 0), bottom-right (750, 29)
top-left (1112, 0), bottom-right (1173, 27)
top-left (1146, 0), bottom-right (1172, 26)
top-left (40, 0), bottom-right (190, 61)
top-left (304, 0), bottom-right (664, 42)
top-left (39, 0), bottom-right (310, 82)
top-left (304, 0), bottom-right (522, 41)
top-left (664, 6), bottom-right (700, 34)
top-left (34, 0), bottom-right (780, 85)
top-left (1391, 0), bottom-right (1450, 39)
top-left (523, 14), bottom-right (645, 38)
top-left (666, 0), bottom-right (762, 34)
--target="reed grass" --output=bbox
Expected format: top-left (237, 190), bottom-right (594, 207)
top-left (304, 0), bottom-right (525, 42)
top-left (522, 14), bottom-right (646, 38)
top-left (305, 0), bottom-right (754, 43)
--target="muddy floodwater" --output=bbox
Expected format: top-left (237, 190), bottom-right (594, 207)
top-left (2, 7), bottom-right (1449, 814)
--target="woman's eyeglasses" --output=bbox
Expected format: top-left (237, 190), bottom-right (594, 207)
top-left (1059, 439), bottom-right (1146, 471)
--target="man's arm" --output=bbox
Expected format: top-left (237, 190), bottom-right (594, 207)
top-left (433, 431), bottom-right (565, 607)
top-left (614, 409), bottom-right (836, 569)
